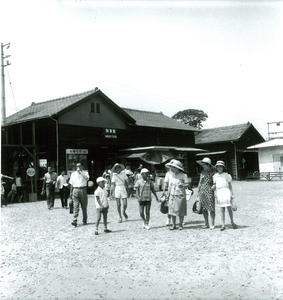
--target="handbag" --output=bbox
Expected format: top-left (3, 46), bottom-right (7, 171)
top-left (160, 200), bottom-right (168, 214)
top-left (192, 197), bottom-right (203, 214)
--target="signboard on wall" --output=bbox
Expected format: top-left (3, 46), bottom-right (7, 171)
top-left (104, 128), bottom-right (117, 139)
top-left (66, 149), bottom-right (88, 175)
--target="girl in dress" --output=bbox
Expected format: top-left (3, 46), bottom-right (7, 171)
top-left (212, 160), bottom-right (237, 231)
top-left (165, 159), bottom-right (190, 230)
top-left (197, 157), bottom-right (215, 229)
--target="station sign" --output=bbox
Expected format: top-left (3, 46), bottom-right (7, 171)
top-left (104, 128), bottom-right (117, 139)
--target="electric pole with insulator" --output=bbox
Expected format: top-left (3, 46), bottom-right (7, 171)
top-left (1, 42), bottom-right (11, 126)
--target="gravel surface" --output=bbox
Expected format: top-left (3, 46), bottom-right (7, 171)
top-left (1, 181), bottom-right (283, 300)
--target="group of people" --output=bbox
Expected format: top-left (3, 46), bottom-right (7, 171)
top-left (3, 156), bottom-right (237, 234)
top-left (1, 174), bottom-right (24, 206)
top-left (51, 157), bottom-right (237, 235)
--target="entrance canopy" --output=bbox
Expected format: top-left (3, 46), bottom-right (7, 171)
top-left (120, 145), bottom-right (206, 165)
top-left (196, 150), bottom-right (226, 157)
top-left (121, 146), bottom-right (206, 152)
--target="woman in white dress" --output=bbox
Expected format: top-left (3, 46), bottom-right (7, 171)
top-left (212, 161), bottom-right (237, 231)
top-left (165, 159), bottom-right (190, 230)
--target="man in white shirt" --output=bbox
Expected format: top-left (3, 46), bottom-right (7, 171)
top-left (42, 167), bottom-right (57, 209)
top-left (69, 163), bottom-right (89, 227)
top-left (56, 170), bottom-right (69, 208)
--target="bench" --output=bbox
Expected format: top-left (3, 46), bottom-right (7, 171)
top-left (260, 172), bottom-right (283, 181)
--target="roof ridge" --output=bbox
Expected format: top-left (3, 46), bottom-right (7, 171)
top-left (201, 122), bottom-right (250, 131)
top-left (29, 88), bottom-right (98, 107)
top-left (123, 107), bottom-right (163, 115)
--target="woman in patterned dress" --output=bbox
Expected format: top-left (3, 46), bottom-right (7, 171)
top-left (197, 157), bottom-right (215, 229)
top-left (166, 159), bottom-right (190, 230)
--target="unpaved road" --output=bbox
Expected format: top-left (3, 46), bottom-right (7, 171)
top-left (1, 181), bottom-right (283, 300)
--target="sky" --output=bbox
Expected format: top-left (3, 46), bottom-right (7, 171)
top-left (1, 0), bottom-right (283, 139)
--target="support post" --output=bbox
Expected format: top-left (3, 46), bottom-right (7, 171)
top-left (32, 121), bottom-right (38, 194)
top-left (234, 142), bottom-right (238, 180)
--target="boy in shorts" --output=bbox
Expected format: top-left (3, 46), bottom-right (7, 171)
top-left (94, 177), bottom-right (112, 235)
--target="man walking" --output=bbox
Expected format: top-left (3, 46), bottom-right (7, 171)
top-left (42, 167), bottom-right (57, 210)
top-left (56, 170), bottom-right (69, 208)
top-left (69, 163), bottom-right (89, 227)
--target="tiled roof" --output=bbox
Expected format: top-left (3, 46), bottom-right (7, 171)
top-left (195, 123), bottom-right (252, 144)
top-left (5, 89), bottom-right (197, 132)
top-left (6, 89), bottom-right (97, 125)
top-left (123, 108), bottom-right (198, 131)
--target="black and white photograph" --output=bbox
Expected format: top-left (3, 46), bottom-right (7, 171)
top-left (1, 0), bottom-right (283, 299)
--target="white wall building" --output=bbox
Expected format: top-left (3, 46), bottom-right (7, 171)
top-left (248, 139), bottom-right (283, 174)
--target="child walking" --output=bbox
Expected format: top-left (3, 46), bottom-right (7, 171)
top-left (134, 168), bottom-right (159, 230)
top-left (212, 161), bottom-right (237, 231)
top-left (94, 177), bottom-right (112, 235)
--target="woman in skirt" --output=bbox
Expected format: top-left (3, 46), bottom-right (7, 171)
top-left (197, 157), bottom-right (215, 229)
top-left (166, 159), bottom-right (189, 230)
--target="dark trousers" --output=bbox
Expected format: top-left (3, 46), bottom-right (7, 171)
top-left (59, 186), bottom-right (69, 207)
top-left (46, 184), bottom-right (55, 208)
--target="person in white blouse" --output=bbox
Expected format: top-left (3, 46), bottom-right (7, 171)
top-left (69, 163), bottom-right (89, 227)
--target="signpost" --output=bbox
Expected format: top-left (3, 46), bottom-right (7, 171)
top-left (27, 167), bottom-right (37, 201)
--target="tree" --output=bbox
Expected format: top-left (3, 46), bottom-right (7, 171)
top-left (172, 109), bottom-right (208, 129)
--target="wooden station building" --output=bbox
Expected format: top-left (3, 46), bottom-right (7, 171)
top-left (1, 88), bottom-right (204, 196)
top-left (195, 123), bottom-right (265, 180)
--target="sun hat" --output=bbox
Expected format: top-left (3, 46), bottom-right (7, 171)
top-left (96, 177), bottom-right (106, 184)
top-left (140, 168), bottom-right (150, 174)
top-left (196, 157), bottom-right (212, 166)
top-left (215, 160), bottom-right (226, 168)
top-left (112, 163), bottom-right (125, 172)
top-left (125, 170), bottom-right (133, 176)
top-left (165, 159), bottom-right (185, 172)
top-left (165, 159), bottom-right (175, 169)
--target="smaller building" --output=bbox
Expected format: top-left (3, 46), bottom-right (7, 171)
top-left (195, 122), bottom-right (265, 179)
top-left (248, 138), bottom-right (283, 180)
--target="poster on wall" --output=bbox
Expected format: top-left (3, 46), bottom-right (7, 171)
top-left (66, 149), bottom-right (88, 176)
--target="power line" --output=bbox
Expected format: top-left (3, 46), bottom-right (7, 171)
top-left (6, 68), bottom-right (17, 112)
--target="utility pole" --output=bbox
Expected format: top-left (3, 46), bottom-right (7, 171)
top-left (1, 42), bottom-right (11, 127)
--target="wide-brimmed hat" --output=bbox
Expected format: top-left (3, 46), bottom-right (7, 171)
top-left (165, 159), bottom-right (174, 169)
top-left (215, 160), bottom-right (226, 168)
top-left (125, 170), bottom-right (134, 176)
top-left (196, 157), bottom-right (212, 166)
top-left (140, 168), bottom-right (150, 174)
top-left (96, 177), bottom-right (106, 184)
top-left (165, 159), bottom-right (185, 172)
top-left (112, 163), bottom-right (125, 172)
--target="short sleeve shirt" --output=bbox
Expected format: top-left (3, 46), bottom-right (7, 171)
top-left (69, 171), bottom-right (89, 188)
top-left (134, 179), bottom-right (154, 202)
top-left (94, 186), bottom-right (109, 208)
top-left (111, 172), bottom-right (127, 186)
top-left (213, 172), bottom-right (232, 188)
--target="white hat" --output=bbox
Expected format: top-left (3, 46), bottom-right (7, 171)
top-left (140, 168), bottom-right (150, 174)
top-left (215, 160), bottom-right (226, 168)
top-left (165, 159), bottom-right (185, 172)
top-left (125, 170), bottom-right (133, 176)
top-left (96, 177), bottom-right (106, 184)
top-left (197, 157), bottom-right (212, 166)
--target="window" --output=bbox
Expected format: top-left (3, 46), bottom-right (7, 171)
top-left (90, 103), bottom-right (95, 113)
top-left (96, 103), bottom-right (100, 113)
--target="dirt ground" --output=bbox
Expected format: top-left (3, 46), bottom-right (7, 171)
top-left (1, 181), bottom-right (283, 300)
